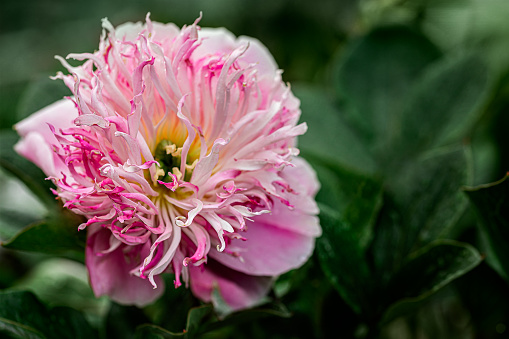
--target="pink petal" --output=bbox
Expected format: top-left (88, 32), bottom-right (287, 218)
top-left (209, 219), bottom-right (316, 276)
top-left (282, 157), bottom-right (320, 197)
top-left (86, 227), bottom-right (164, 307)
top-left (14, 99), bottom-right (78, 177)
top-left (15, 99), bottom-right (78, 145)
top-left (254, 157), bottom-right (322, 237)
top-left (14, 132), bottom-right (66, 178)
top-left (254, 199), bottom-right (321, 238)
top-left (189, 259), bottom-right (272, 311)
top-left (236, 36), bottom-right (278, 75)
top-left (197, 28), bottom-right (278, 75)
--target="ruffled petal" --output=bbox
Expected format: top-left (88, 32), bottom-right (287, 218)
top-left (86, 227), bottom-right (164, 307)
top-left (189, 259), bottom-right (272, 311)
top-left (254, 157), bottom-right (321, 237)
top-left (197, 28), bottom-right (278, 75)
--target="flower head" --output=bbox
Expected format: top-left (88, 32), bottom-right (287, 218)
top-left (15, 14), bottom-right (321, 310)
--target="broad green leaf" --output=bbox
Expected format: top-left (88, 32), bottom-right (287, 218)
top-left (185, 305), bottom-right (214, 336)
top-left (142, 275), bottom-right (198, 334)
top-left (12, 258), bottom-right (108, 328)
top-left (381, 240), bottom-right (482, 324)
top-left (0, 208), bottom-right (40, 242)
top-left (316, 204), bottom-right (372, 314)
top-left (0, 317), bottom-right (46, 339)
top-left (371, 146), bottom-right (471, 282)
top-left (272, 257), bottom-right (335, 338)
top-left (0, 131), bottom-right (56, 210)
top-left (295, 84), bottom-right (376, 174)
top-left (2, 210), bottom-right (86, 262)
top-left (203, 301), bottom-right (291, 334)
top-left (392, 146), bottom-right (470, 251)
top-left (136, 302), bottom-right (290, 339)
top-left (135, 324), bottom-right (183, 339)
top-left (368, 197), bottom-right (407, 286)
top-left (470, 126), bottom-right (499, 186)
top-left (274, 257), bottom-right (314, 299)
top-left (418, 0), bottom-right (509, 75)
top-left (454, 262), bottom-right (509, 337)
top-left (395, 54), bottom-right (489, 158)
top-left (464, 174), bottom-right (509, 280)
top-left (334, 25), bottom-right (441, 158)
top-left (0, 290), bottom-right (96, 339)
top-left (107, 303), bottom-right (153, 339)
top-left (314, 163), bottom-right (383, 251)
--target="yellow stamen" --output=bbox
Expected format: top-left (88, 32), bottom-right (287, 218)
top-left (171, 147), bottom-right (183, 158)
top-left (185, 159), bottom-right (198, 171)
top-left (154, 168), bottom-right (165, 181)
top-left (172, 167), bottom-right (183, 181)
top-left (164, 144), bottom-right (177, 155)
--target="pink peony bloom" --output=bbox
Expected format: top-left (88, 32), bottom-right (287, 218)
top-left (14, 14), bottom-right (321, 310)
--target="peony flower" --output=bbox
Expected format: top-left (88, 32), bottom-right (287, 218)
top-left (14, 14), bottom-right (321, 310)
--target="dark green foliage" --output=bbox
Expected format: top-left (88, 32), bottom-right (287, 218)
top-left (0, 291), bottom-right (96, 339)
top-left (465, 175), bottom-right (509, 280)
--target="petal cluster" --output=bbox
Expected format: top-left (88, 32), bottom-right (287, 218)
top-left (15, 14), bottom-right (321, 310)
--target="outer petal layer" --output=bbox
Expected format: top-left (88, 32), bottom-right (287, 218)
top-left (14, 99), bottom-right (78, 177)
top-left (255, 157), bottom-right (322, 237)
top-left (189, 259), bottom-right (272, 311)
top-left (15, 99), bottom-right (78, 147)
top-left (209, 218), bottom-right (316, 276)
top-left (86, 226), bottom-right (164, 307)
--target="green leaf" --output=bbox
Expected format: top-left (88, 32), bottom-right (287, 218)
top-left (0, 130), bottom-right (57, 210)
top-left (185, 305), bottom-right (214, 336)
top-left (334, 25), bottom-right (441, 158)
top-left (11, 258), bottom-right (108, 328)
top-left (0, 208), bottom-right (41, 242)
top-left (454, 262), bottom-right (509, 337)
top-left (0, 290), bottom-right (96, 339)
top-left (2, 210), bottom-right (86, 262)
top-left (371, 146), bottom-right (471, 283)
top-left (276, 258), bottom-right (335, 338)
top-left (107, 303), bottom-right (152, 339)
top-left (208, 301), bottom-right (291, 331)
top-left (136, 301), bottom-right (289, 339)
top-left (135, 324), bottom-right (184, 339)
top-left (381, 240), bottom-right (482, 324)
top-left (392, 146), bottom-right (471, 246)
top-left (0, 318), bottom-right (46, 339)
top-left (316, 204), bottom-right (372, 314)
top-left (464, 174), bottom-right (509, 280)
top-left (294, 84), bottom-right (376, 174)
top-left (274, 257), bottom-right (314, 299)
top-left (396, 54), bottom-right (490, 158)
top-left (314, 163), bottom-right (383, 251)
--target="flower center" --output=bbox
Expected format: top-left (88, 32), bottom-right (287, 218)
top-left (151, 139), bottom-right (199, 199)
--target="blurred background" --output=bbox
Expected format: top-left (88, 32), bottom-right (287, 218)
top-left (1, 0), bottom-right (509, 338)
